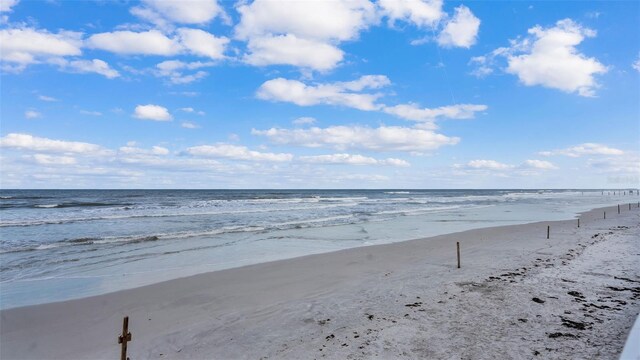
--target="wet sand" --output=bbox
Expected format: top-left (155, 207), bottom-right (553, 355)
top-left (1, 204), bottom-right (639, 359)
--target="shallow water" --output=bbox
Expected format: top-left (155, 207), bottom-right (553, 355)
top-left (0, 189), bottom-right (633, 309)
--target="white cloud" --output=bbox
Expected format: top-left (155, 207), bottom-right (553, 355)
top-left (235, 0), bottom-right (376, 71)
top-left (133, 104), bottom-right (173, 121)
top-left (32, 154), bottom-right (77, 165)
top-left (179, 107), bottom-right (205, 115)
top-left (252, 125), bottom-right (459, 152)
top-left (119, 145), bottom-right (170, 156)
top-left (539, 143), bottom-right (624, 157)
top-left (0, 0), bottom-right (18, 12)
top-left (293, 117), bottom-right (316, 125)
top-left (256, 75), bottom-right (390, 111)
top-left (186, 143), bottom-right (293, 162)
top-left (24, 110), bottom-right (41, 119)
top-left (299, 153), bottom-right (410, 167)
top-left (506, 19), bottom-right (607, 97)
top-left (80, 110), bottom-right (103, 116)
top-left (257, 76), bottom-right (486, 125)
top-left (155, 60), bottom-right (213, 84)
top-left (87, 30), bottom-right (180, 56)
top-left (181, 121), bottom-right (200, 129)
top-left (378, 0), bottom-right (443, 28)
top-left (0, 133), bottom-right (110, 155)
top-left (235, 0), bottom-right (376, 42)
top-left (244, 34), bottom-right (344, 71)
top-left (456, 159), bottom-right (558, 172)
top-left (468, 56), bottom-right (493, 78)
top-left (0, 27), bottom-right (82, 70)
top-left (437, 5), bottom-right (480, 48)
top-left (471, 19), bottom-right (607, 96)
top-left (38, 95), bottom-right (58, 102)
top-left (132, 0), bottom-right (225, 25)
top-left (633, 53), bottom-right (640, 72)
top-left (521, 159), bottom-right (557, 169)
top-left (587, 153), bottom-right (640, 176)
top-left (383, 103), bottom-right (487, 122)
top-left (94, 28), bottom-right (229, 60)
top-left (465, 159), bottom-right (513, 170)
top-left (176, 28), bottom-right (228, 59)
top-left (51, 58), bottom-right (120, 79)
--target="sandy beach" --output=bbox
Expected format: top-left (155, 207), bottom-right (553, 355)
top-left (1, 204), bottom-right (639, 359)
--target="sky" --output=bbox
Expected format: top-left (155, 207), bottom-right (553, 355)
top-left (0, 0), bottom-right (638, 189)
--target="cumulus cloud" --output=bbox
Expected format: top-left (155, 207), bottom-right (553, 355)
top-left (464, 159), bottom-right (513, 170)
top-left (257, 75), bottom-right (389, 111)
top-left (155, 60), bottom-right (213, 84)
top-left (181, 121), bottom-right (200, 129)
top-left (379, 0), bottom-right (443, 28)
top-left (0, 27), bottom-right (82, 71)
top-left (293, 117), bottom-right (317, 125)
top-left (539, 143), bottom-right (624, 157)
top-left (243, 34), bottom-right (344, 71)
top-left (186, 143), bottom-right (293, 162)
top-left (51, 58), bottom-right (120, 78)
top-left (133, 104), bottom-right (173, 121)
top-left (299, 153), bottom-right (410, 167)
top-left (87, 29), bottom-right (228, 59)
top-left (176, 28), bottom-right (228, 59)
top-left (437, 5), bottom-right (480, 48)
top-left (131, 0), bottom-right (225, 26)
top-left (633, 54), bottom-right (640, 72)
top-left (235, 0), bottom-right (376, 42)
top-left (31, 154), bottom-right (77, 165)
top-left (474, 19), bottom-right (607, 97)
top-left (0, 133), bottom-right (110, 155)
top-left (383, 103), bottom-right (487, 122)
top-left (252, 125), bottom-right (459, 152)
top-left (458, 159), bottom-right (559, 171)
top-left (257, 75), bottom-right (487, 124)
top-left (587, 153), bottom-right (640, 176)
top-left (0, 0), bottom-right (19, 12)
top-left (87, 30), bottom-right (178, 55)
top-left (119, 145), bottom-right (170, 156)
top-left (235, 0), bottom-right (376, 71)
top-left (521, 159), bottom-right (557, 169)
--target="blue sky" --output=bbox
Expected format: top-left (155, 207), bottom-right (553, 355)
top-left (0, 0), bottom-right (638, 189)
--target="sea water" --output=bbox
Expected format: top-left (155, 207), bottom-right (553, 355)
top-left (0, 189), bottom-right (631, 309)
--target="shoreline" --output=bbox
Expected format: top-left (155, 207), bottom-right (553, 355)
top-left (1, 195), bottom-right (629, 310)
top-left (1, 204), bottom-right (639, 359)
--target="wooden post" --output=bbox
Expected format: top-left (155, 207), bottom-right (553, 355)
top-left (547, 225), bottom-right (550, 239)
top-left (456, 242), bottom-right (460, 269)
top-left (577, 218), bottom-right (580, 228)
top-left (618, 204), bottom-right (620, 214)
top-left (118, 316), bottom-right (132, 360)
top-left (604, 211), bottom-right (606, 219)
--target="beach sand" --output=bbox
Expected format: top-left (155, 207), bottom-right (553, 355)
top-left (1, 204), bottom-right (639, 359)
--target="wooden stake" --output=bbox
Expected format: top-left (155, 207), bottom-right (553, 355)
top-left (604, 211), bottom-right (606, 219)
top-left (456, 242), bottom-right (460, 269)
top-left (547, 225), bottom-right (550, 239)
top-left (618, 204), bottom-right (620, 214)
top-left (577, 218), bottom-right (580, 228)
top-left (118, 316), bottom-right (132, 360)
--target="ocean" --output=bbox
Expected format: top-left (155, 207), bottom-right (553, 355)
top-left (0, 189), bottom-right (631, 309)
